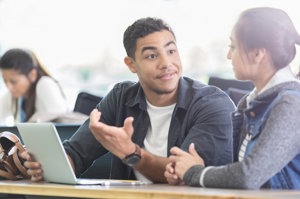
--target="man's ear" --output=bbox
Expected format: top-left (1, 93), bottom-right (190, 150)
top-left (28, 68), bottom-right (38, 83)
top-left (124, 56), bottom-right (137, 73)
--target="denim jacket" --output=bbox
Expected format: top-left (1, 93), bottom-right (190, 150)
top-left (233, 85), bottom-right (300, 189)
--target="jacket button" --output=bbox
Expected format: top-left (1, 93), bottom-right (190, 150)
top-left (249, 111), bottom-right (255, 117)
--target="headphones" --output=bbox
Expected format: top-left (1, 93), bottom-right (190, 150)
top-left (0, 131), bottom-right (30, 180)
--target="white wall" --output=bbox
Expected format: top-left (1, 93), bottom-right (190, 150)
top-left (0, 0), bottom-right (299, 105)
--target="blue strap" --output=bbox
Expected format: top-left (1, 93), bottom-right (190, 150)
top-left (19, 97), bottom-right (26, 122)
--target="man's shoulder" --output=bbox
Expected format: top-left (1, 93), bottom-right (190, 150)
top-left (107, 81), bottom-right (141, 101)
top-left (112, 81), bottom-right (139, 91)
top-left (179, 77), bottom-right (234, 109)
top-left (180, 76), bottom-right (225, 95)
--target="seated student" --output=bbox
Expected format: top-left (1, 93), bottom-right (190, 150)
top-left (22, 17), bottom-right (235, 183)
top-left (0, 48), bottom-right (68, 125)
top-left (165, 7), bottom-right (300, 189)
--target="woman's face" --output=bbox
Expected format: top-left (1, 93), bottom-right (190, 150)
top-left (227, 31), bottom-right (253, 81)
top-left (1, 69), bottom-right (32, 98)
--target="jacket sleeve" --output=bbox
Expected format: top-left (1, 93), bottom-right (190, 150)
top-left (177, 86), bottom-right (236, 166)
top-left (186, 94), bottom-right (300, 189)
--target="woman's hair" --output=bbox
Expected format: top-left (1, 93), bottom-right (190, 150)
top-left (233, 7), bottom-right (300, 70)
top-left (0, 48), bottom-right (54, 121)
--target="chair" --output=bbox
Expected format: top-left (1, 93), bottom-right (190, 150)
top-left (227, 87), bottom-right (250, 105)
top-left (208, 76), bottom-right (254, 92)
top-left (73, 91), bottom-right (103, 115)
top-left (208, 76), bottom-right (253, 105)
top-left (73, 92), bottom-right (110, 179)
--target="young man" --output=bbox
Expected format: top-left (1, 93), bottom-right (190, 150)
top-left (23, 17), bottom-right (235, 183)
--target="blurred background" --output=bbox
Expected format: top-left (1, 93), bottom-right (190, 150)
top-left (0, 0), bottom-right (299, 108)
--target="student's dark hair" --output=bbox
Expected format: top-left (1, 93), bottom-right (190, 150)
top-left (0, 48), bottom-right (56, 121)
top-left (123, 17), bottom-right (176, 59)
top-left (234, 7), bottom-right (300, 70)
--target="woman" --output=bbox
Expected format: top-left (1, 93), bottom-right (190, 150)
top-left (0, 48), bottom-right (68, 125)
top-left (165, 7), bottom-right (300, 189)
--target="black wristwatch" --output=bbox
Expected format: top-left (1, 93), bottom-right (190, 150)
top-left (122, 144), bottom-right (141, 167)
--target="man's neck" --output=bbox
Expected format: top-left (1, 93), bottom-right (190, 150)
top-left (145, 92), bottom-right (177, 107)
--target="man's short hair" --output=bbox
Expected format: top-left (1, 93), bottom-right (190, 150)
top-left (123, 17), bottom-right (175, 59)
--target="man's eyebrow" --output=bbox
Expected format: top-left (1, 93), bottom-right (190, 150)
top-left (141, 46), bottom-right (156, 54)
top-left (141, 40), bottom-right (177, 54)
top-left (164, 40), bottom-right (176, 48)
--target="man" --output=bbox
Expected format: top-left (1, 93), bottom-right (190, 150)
top-left (23, 17), bottom-right (235, 183)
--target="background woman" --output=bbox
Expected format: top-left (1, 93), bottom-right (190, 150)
top-left (165, 7), bottom-right (300, 189)
top-left (0, 48), bottom-right (68, 125)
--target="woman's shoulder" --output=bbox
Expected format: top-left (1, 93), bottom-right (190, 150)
top-left (37, 76), bottom-right (57, 84)
top-left (36, 76), bottom-right (59, 89)
top-left (35, 76), bottom-right (65, 98)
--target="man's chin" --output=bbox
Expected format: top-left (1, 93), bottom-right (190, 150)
top-left (154, 87), bottom-right (178, 95)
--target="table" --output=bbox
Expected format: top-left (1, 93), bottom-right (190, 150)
top-left (0, 180), bottom-right (300, 199)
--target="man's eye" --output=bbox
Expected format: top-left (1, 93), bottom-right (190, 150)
top-left (146, 54), bottom-right (157, 59)
top-left (169, 50), bottom-right (176, 54)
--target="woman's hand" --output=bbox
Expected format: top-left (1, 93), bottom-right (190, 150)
top-left (168, 143), bottom-right (204, 179)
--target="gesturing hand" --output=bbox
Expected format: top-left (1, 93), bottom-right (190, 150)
top-left (89, 109), bottom-right (136, 159)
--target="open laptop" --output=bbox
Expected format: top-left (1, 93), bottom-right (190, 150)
top-left (16, 122), bottom-right (148, 186)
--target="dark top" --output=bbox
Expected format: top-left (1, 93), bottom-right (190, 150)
top-left (63, 76), bottom-right (235, 180)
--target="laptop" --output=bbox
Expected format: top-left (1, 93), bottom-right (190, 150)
top-left (16, 122), bottom-right (148, 186)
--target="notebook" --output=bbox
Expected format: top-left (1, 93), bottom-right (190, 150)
top-left (16, 122), bottom-right (148, 186)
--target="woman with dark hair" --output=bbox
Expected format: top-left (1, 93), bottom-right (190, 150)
top-left (165, 7), bottom-right (300, 189)
top-left (0, 48), bottom-right (68, 125)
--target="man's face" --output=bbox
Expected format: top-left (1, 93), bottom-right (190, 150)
top-left (127, 30), bottom-right (182, 103)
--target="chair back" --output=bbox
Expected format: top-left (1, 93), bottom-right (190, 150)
top-left (208, 76), bottom-right (254, 91)
top-left (208, 76), bottom-right (254, 105)
top-left (73, 92), bottom-right (102, 115)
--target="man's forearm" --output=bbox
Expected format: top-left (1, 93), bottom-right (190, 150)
top-left (134, 149), bottom-right (171, 183)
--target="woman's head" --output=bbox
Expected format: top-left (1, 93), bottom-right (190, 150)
top-left (0, 48), bottom-right (50, 98)
top-left (232, 7), bottom-right (300, 71)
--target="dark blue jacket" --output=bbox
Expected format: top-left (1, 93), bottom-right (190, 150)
top-left (64, 77), bottom-right (235, 180)
top-left (233, 86), bottom-right (300, 189)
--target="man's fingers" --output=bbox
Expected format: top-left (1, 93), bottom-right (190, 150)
top-left (89, 109), bottom-right (101, 125)
top-left (123, 117), bottom-right (134, 137)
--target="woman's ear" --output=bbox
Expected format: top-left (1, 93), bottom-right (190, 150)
top-left (253, 48), bottom-right (266, 64)
top-left (124, 56), bottom-right (137, 73)
top-left (28, 69), bottom-right (38, 83)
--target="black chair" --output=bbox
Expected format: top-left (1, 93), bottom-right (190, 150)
top-left (208, 76), bottom-right (254, 92)
top-left (72, 92), bottom-right (112, 179)
top-left (227, 87), bottom-right (250, 106)
top-left (208, 76), bottom-right (253, 105)
top-left (73, 91), bottom-right (103, 115)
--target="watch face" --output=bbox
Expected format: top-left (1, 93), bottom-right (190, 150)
top-left (122, 144), bottom-right (141, 167)
top-left (124, 154), bottom-right (141, 167)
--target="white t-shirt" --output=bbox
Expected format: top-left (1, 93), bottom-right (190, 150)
top-left (134, 100), bottom-right (176, 182)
